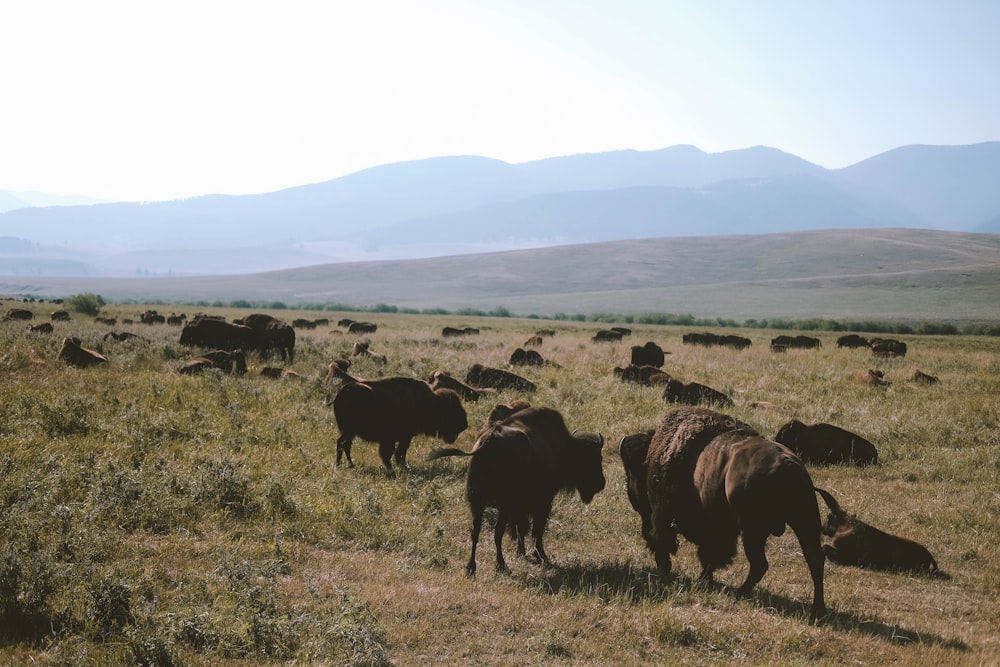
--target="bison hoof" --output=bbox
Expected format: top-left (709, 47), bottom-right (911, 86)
top-left (465, 564), bottom-right (477, 578)
top-left (809, 604), bottom-right (829, 625)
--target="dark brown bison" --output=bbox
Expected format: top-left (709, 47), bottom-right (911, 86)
top-left (910, 369), bottom-right (940, 384)
top-left (535, 329), bottom-right (556, 337)
top-left (720, 335), bottom-right (752, 350)
top-left (332, 376), bottom-right (468, 473)
top-left (95, 316), bottom-right (117, 326)
top-left (836, 334), bottom-right (870, 349)
top-left (233, 313), bottom-right (296, 362)
top-left (348, 321), bottom-right (378, 334)
top-left (180, 318), bottom-right (254, 353)
top-left (4, 308), bottom-right (33, 321)
top-left (166, 313), bottom-right (187, 325)
top-left (631, 341), bottom-right (666, 368)
top-left (465, 364), bottom-right (536, 393)
top-left (28, 322), bottom-right (54, 334)
top-left (663, 379), bottom-right (733, 407)
top-left (428, 406), bottom-right (606, 575)
top-left (613, 364), bottom-right (672, 386)
top-left (428, 370), bottom-right (496, 402)
top-left (870, 338), bottom-right (907, 358)
top-left (292, 318), bottom-right (317, 329)
top-left (50, 309), bottom-right (71, 321)
top-left (591, 329), bottom-right (623, 342)
top-left (57, 337), bottom-right (108, 368)
top-left (774, 420), bottom-right (878, 466)
top-left (140, 310), bottom-right (166, 324)
top-left (619, 407), bottom-right (827, 622)
top-left (508, 348), bottom-right (544, 367)
top-left (815, 488), bottom-right (938, 573)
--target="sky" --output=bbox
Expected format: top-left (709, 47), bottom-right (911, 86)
top-left (2, 0), bottom-right (998, 203)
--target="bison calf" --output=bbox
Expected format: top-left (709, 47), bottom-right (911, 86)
top-left (332, 376), bottom-right (468, 473)
top-left (816, 488), bottom-right (938, 573)
top-left (620, 407), bottom-right (828, 623)
top-left (429, 406), bottom-right (606, 576)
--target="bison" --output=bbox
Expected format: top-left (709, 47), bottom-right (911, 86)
top-left (428, 406), bottom-right (606, 575)
top-left (771, 335), bottom-right (821, 352)
top-left (234, 313), bottom-right (295, 363)
top-left (50, 310), bottom-right (71, 321)
top-left (178, 350), bottom-right (247, 375)
top-left (332, 376), bottom-right (468, 473)
top-left (180, 318), bottom-right (253, 353)
top-left (910, 369), bottom-right (940, 385)
top-left (348, 321), bottom-right (378, 334)
top-left (815, 488), bottom-right (938, 573)
top-left (428, 370), bottom-right (496, 402)
top-left (4, 308), bottom-right (33, 321)
top-left (836, 334), bottom-right (870, 349)
top-left (870, 338), bottom-right (907, 358)
top-left (619, 407), bottom-right (828, 622)
top-left (613, 364), bottom-right (672, 386)
top-left (28, 322), bottom-right (54, 334)
top-left (57, 337), bottom-right (108, 368)
top-left (591, 329), bottom-right (623, 342)
top-left (663, 379), bottom-right (734, 407)
top-left (509, 347), bottom-right (544, 367)
top-left (465, 364), bottom-right (536, 393)
top-left (774, 420), bottom-right (878, 466)
top-left (523, 335), bottom-right (544, 347)
top-left (631, 341), bottom-right (666, 368)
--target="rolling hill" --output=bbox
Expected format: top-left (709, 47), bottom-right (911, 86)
top-left (3, 228), bottom-right (998, 323)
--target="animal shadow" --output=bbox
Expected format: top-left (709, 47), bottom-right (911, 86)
top-left (527, 560), bottom-right (968, 651)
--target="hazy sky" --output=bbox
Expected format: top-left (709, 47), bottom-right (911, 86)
top-left (3, 0), bottom-right (998, 202)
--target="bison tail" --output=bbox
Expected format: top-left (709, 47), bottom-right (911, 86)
top-left (814, 487), bottom-right (845, 518)
top-left (427, 447), bottom-right (473, 461)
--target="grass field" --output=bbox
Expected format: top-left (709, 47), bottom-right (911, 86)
top-left (1, 303), bottom-right (998, 665)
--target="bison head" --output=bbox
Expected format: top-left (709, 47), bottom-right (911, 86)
top-left (571, 433), bottom-right (606, 504)
top-left (773, 419), bottom-right (806, 449)
top-left (433, 388), bottom-right (468, 444)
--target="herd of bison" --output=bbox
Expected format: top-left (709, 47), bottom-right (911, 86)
top-left (5, 304), bottom-right (943, 624)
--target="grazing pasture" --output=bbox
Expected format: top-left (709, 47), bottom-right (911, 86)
top-left (1, 304), bottom-right (998, 665)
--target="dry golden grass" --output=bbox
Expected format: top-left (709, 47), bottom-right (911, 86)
top-left (1, 303), bottom-right (998, 665)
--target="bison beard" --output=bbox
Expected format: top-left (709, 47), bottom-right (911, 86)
top-left (332, 376), bottom-right (468, 473)
top-left (619, 407), bottom-right (828, 623)
top-left (428, 406), bottom-right (606, 576)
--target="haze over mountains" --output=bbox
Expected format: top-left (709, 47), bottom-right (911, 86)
top-left (2, 142), bottom-right (999, 277)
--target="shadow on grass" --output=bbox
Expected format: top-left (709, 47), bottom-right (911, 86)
top-left (526, 559), bottom-right (969, 652)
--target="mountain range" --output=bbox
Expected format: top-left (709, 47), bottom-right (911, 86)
top-left (1, 142), bottom-right (999, 277)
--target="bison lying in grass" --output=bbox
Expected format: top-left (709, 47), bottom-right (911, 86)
top-left (774, 419), bottom-right (878, 467)
top-left (619, 407), bottom-right (828, 623)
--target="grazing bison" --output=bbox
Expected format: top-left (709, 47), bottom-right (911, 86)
top-left (234, 313), bottom-right (296, 363)
top-left (28, 322), bottom-right (54, 334)
top-left (180, 318), bottom-right (254, 353)
top-left (166, 313), bottom-right (187, 325)
top-left (50, 310), bottom-right (71, 321)
top-left (466, 364), bottom-right (536, 393)
top-left (57, 337), bottom-right (108, 368)
top-left (613, 364), bottom-right (672, 386)
top-left (631, 341), bottom-right (666, 368)
top-left (428, 370), bottom-right (496, 402)
top-left (332, 376), bottom-right (468, 473)
top-left (348, 321), bottom-right (378, 334)
top-left (663, 379), bottom-right (734, 407)
top-left (509, 347), bottom-right (544, 367)
top-left (4, 308), bottom-right (33, 321)
top-left (837, 334), bottom-right (870, 349)
top-left (870, 338), bottom-right (907, 358)
top-left (816, 488), bottom-right (938, 573)
top-left (428, 406), bottom-right (606, 575)
top-left (774, 420), bottom-right (878, 466)
top-left (619, 407), bottom-right (828, 622)
top-left (592, 329), bottom-right (623, 342)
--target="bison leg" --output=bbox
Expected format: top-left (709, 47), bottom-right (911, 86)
top-left (793, 525), bottom-right (828, 623)
top-left (377, 441), bottom-right (396, 473)
top-left (393, 437), bottom-right (413, 469)
top-left (494, 510), bottom-right (511, 574)
top-left (510, 513), bottom-right (529, 557)
top-left (735, 528), bottom-right (769, 598)
top-left (466, 502), bottom-right (485, 577)
top-left (336, 435), bottom-right (355, 467)
top-left (529, 505), bottom-right (552, 566)
top-left (648, 506), bottom-right (678, 574)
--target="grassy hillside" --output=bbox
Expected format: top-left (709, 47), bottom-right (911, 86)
top-left (2, 229), bottom-right (999, 323)
top-left (1, 307), bottom-right (999, 665)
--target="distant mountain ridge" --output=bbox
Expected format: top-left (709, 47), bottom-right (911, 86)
top-left (2, 142), bottom-right (998, 276)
